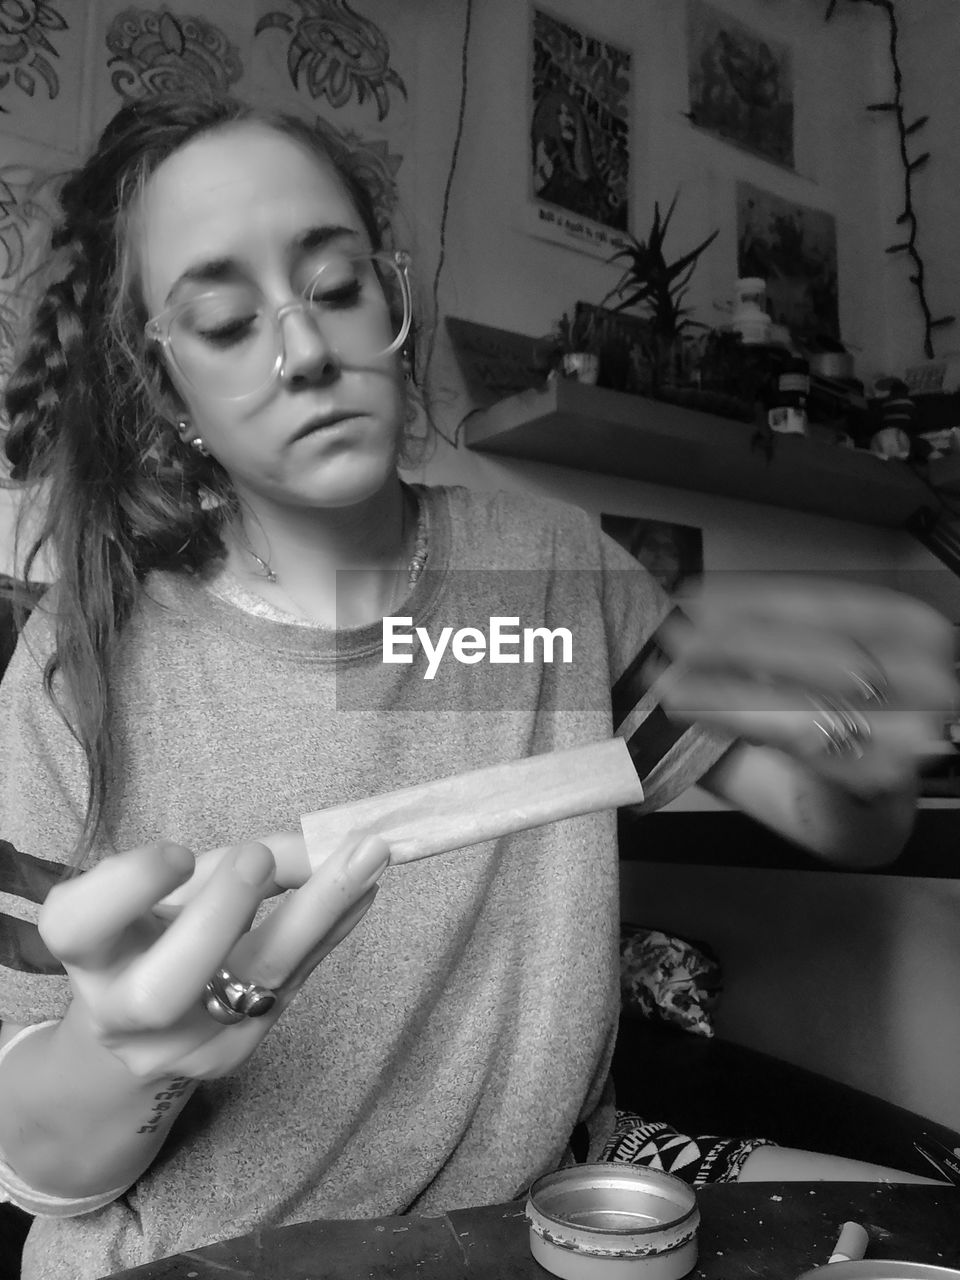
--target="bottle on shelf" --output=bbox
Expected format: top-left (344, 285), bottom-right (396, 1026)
top-left (768, 355), bottom-right (810, 436)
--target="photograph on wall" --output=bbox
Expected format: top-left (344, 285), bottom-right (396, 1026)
top-left (736, 180), bottom-right (839, 343)
top-left (686, 0), bottom-right (794, 170)
top-left (601, 514), bottom-right (704, 598)
top-left (528, 6), bottom-right (631, 257)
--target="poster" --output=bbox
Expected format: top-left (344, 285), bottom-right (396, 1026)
top-left (527, 6), bottom-right (631, 257)
top-left (736, 181), bottom-right (839, 343)
top-left (687, 0), bottom-right (794, 170)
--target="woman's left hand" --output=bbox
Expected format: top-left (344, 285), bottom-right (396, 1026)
top-left (651, 576), bottom-right (958, 798)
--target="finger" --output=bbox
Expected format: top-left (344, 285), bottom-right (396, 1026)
top-left (230, 834), bottom-right (390, 991)
top-left (104, 842), bottom-right (276, 1030)
top-left (656, 618), bottom-right (957, 715)
top-left (265, 884), bottom-right (381, 998)
top-left (39, 843), bottom-right (196, 966)
top-left (151, 847), bottom-right (234, 919)
top-left (660, 621), bottom-right (889, 701)
top-left (657, 667), bottom-right (946, 761)
top-left (155, 830), bottom-right (309, 918)
top-left (686, 575), bottom-right (954, 657)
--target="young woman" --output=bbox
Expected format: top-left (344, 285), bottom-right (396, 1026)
top-left (0, 94), bottom-right (952, 1280)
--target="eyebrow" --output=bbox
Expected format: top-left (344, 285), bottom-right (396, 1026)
top-left (164, 223), bottom-right (361, 304)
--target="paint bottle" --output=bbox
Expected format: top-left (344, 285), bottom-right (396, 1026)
top-left (768, 356), bottom-right (809, 435)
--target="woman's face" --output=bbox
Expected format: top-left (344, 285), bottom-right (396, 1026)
top-left (137, 122), bottom-right (406, 511)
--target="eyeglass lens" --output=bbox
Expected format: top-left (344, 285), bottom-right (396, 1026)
top-left (167, 253), bottom-right (405, 398)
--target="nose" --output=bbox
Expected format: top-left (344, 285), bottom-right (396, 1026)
top-left (277, 305), bottom-right (340, 387)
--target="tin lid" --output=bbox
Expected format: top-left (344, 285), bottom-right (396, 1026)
top-left (526, 1164), bottom-right (699, 1259)
top-left (798, 1264), bottom-right (960, 1280)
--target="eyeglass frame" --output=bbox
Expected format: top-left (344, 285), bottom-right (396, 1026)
top-left (143, 248), bottom-right (413, 402)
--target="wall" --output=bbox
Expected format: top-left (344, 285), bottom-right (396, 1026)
top-left (399, 0), bottom-right (956, 609)
top-left (0, 1), bottom-right (957, 1128)
top-left (620, 859), bottom-right (960, 1132)
top-left (397, 0), bottom-right (960, 1130)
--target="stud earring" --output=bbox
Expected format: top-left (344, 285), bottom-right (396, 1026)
top-left (190, 437), bottom-right (209, 457)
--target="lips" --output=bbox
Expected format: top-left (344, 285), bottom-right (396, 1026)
top-left (292, 411), bottom-right (359, 442)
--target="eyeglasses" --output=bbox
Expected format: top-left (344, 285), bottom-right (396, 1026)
top-left (144, 249), bottom-right (412, 401)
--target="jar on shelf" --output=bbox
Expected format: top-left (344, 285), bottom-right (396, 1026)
top-left (732, 277), bottom-right (771, 345)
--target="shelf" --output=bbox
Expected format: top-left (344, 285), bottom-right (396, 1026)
top-left (464, 380), bottom-right (936, 527)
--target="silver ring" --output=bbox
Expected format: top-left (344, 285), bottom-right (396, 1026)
top-left (202, 967), bottom-right (278, 1025)
top-left (807, 693), bottom-right (872, 759)
top-left (847, 665), bottom-right (889, 706)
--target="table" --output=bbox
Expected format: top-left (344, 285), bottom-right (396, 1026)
top-left (108, 1183), bottom-right (959, 1279)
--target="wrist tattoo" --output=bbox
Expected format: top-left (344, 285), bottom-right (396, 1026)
top-left (136, 1075), bottom-right (193, 1135)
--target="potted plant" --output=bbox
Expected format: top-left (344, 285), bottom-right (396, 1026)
top-left (601, 194), bottom-right (718, 396)
top-left (549, 307), bottom-right (602, 384)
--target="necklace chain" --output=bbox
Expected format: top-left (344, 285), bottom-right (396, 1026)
top-left (233, 493), bottom-right (428, 598)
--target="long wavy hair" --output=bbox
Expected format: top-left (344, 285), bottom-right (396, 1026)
top-left (2, 92), bottom-right (415, 862)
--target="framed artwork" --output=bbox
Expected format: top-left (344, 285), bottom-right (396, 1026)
top-left (601, 514), bottom-right (704, 598)
top-left (736, 181), bottom-right (839, 343)
top-left (687, 0), bottom-right (794, 170)
top-left (527, 6), bottom-right (632, 258)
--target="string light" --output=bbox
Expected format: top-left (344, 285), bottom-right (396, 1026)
top-left (825, 0), bottom-right (955, 360)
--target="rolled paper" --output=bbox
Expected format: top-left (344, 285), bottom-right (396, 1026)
top-left (300, 736), bottom-right (645, 867)
top-left (155, 737), bottom-right (646, 914)
top-left (828, 1221), bottom-right (869, 1264)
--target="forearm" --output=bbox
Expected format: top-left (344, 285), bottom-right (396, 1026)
top-left (788, 770), bottom-right (916, 866)
top-left (0, 1007), bottom-right (197, 1200)
top-left (701, 741), bottom-right (917, 867)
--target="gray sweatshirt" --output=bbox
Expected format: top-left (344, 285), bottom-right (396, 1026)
top-left (0, 485), bottom-right (727, 1280)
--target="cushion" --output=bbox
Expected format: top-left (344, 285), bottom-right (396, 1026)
top-left (619, 923), bottom-right (722, 1038)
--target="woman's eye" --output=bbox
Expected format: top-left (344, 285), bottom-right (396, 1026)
top-left (194, 315), bottom-right (256, 346)
top-left (311, 278), bottom-right (363, 308)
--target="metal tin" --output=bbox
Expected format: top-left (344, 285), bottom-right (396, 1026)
top-left (525, 1164), bottom-right (699, 1280)
top-left (799, 1264), bottom-right (960, 1280)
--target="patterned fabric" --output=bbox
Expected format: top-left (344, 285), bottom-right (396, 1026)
top-left (619, 925), bottom-right (722, 1038)
top-left (601, 1110), bottom-right (775, 1185)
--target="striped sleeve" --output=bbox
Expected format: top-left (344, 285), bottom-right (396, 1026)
top-left (599, 532), bottom-right (734, 813)
top-left (0, 603), bottom-right (84, 1024)
top-left (0, 840), bottom-right (70, 979)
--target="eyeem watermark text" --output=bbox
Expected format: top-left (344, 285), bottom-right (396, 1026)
top-left (383, 616), bottom-right (573, 680)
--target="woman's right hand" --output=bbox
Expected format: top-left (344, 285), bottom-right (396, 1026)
top-left (39, 833), bottom-right (390, 1082)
